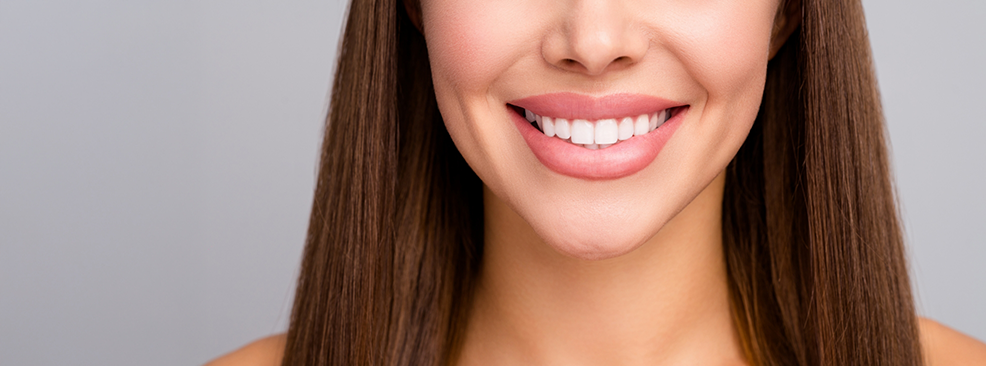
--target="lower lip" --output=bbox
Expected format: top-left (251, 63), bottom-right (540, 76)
top-left (511, 107), bottom-right (685, 180)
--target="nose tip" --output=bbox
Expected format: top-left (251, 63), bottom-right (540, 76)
top-left (543, 5), bottom-right (649, 76)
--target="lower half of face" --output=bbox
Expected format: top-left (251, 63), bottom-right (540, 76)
top-left (422, 0), bottom-right (778, 260)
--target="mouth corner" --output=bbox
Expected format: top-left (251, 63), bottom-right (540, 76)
top-left (668, 104), bottom-right (689, 118)
top-left (507, 103), bottom-right (525, 115)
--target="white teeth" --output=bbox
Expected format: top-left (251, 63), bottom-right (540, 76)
top-left (570, 119), bottom-right (594, 144)
top-left (618, 117), bottom-right (634, 141)
top-left (523, 107), bottom-right (676, 149)
top-left (650, 109), bottom-right (666, 131)
top-left (542, 116), bottom-right (555, 137)
top-left (634, 115), bottom-right (649, 136)
top-left (555, 118), bottom-right (571, 139)
top-left (594, 118), bottom-right (618, 144)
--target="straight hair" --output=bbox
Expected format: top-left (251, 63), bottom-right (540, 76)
top-left (281, 0), bottom-right (923, 364)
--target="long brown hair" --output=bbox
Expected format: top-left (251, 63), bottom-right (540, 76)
top-left (280, 0), bottom-right (922, 364)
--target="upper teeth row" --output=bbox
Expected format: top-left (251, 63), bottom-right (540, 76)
top-left (524, 108), bottom-right (671, 149)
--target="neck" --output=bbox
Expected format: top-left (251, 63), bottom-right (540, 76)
top-left (457, 172), bottom-right (745, 366)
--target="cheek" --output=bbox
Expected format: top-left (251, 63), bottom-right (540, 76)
top-left (422, 1), bottom-right (530, 95)
top-left (421, 0), bottom-right (545, 188)
top-left (671, 2), bottom-right (776, 101)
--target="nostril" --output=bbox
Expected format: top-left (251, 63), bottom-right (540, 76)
top-left (555, 55), bottom-right (634, 75)
top-left (560, 58), bottom-right (587, 72)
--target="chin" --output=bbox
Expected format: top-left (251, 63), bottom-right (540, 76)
top-left (542, 232), bottom-right (647, 261)
top-left (534, 217), bottom-right (657, 261)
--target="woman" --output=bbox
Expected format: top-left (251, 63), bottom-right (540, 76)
top-left (210, 0), bottom-right (986, 364)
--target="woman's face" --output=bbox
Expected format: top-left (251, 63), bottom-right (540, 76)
top-left (421, 0), bottom-right (780, 260)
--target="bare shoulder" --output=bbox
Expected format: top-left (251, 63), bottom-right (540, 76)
top-left (919, 317), bottom-right (986, 365)
top-left (204, 334), bottom-right (286, 366)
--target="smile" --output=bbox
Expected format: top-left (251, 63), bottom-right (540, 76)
top-left (511, 106), bottom-right (678, 149)
top-left (507, 93), bottom-right (687, 180)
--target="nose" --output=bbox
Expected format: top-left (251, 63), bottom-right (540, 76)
top-left (542, 1), bottom-right (649, 76)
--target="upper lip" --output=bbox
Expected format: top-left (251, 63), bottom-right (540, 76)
top-left (507, 92), bottom-right (684, 121)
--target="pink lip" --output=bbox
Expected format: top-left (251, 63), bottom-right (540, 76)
top-left (508, 93), bottom-right (686, 180)
top-left (509, 92), bottom-right (681, 121)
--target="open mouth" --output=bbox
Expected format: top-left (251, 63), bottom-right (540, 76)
top-left (508, 104), bottom-right (685, 150)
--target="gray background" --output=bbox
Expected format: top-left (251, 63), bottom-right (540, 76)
top-left (0, 0), bottom-right (982, 365)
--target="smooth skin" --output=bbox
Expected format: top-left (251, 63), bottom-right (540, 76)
top-left (208, 0), bottom-right (986, 364)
